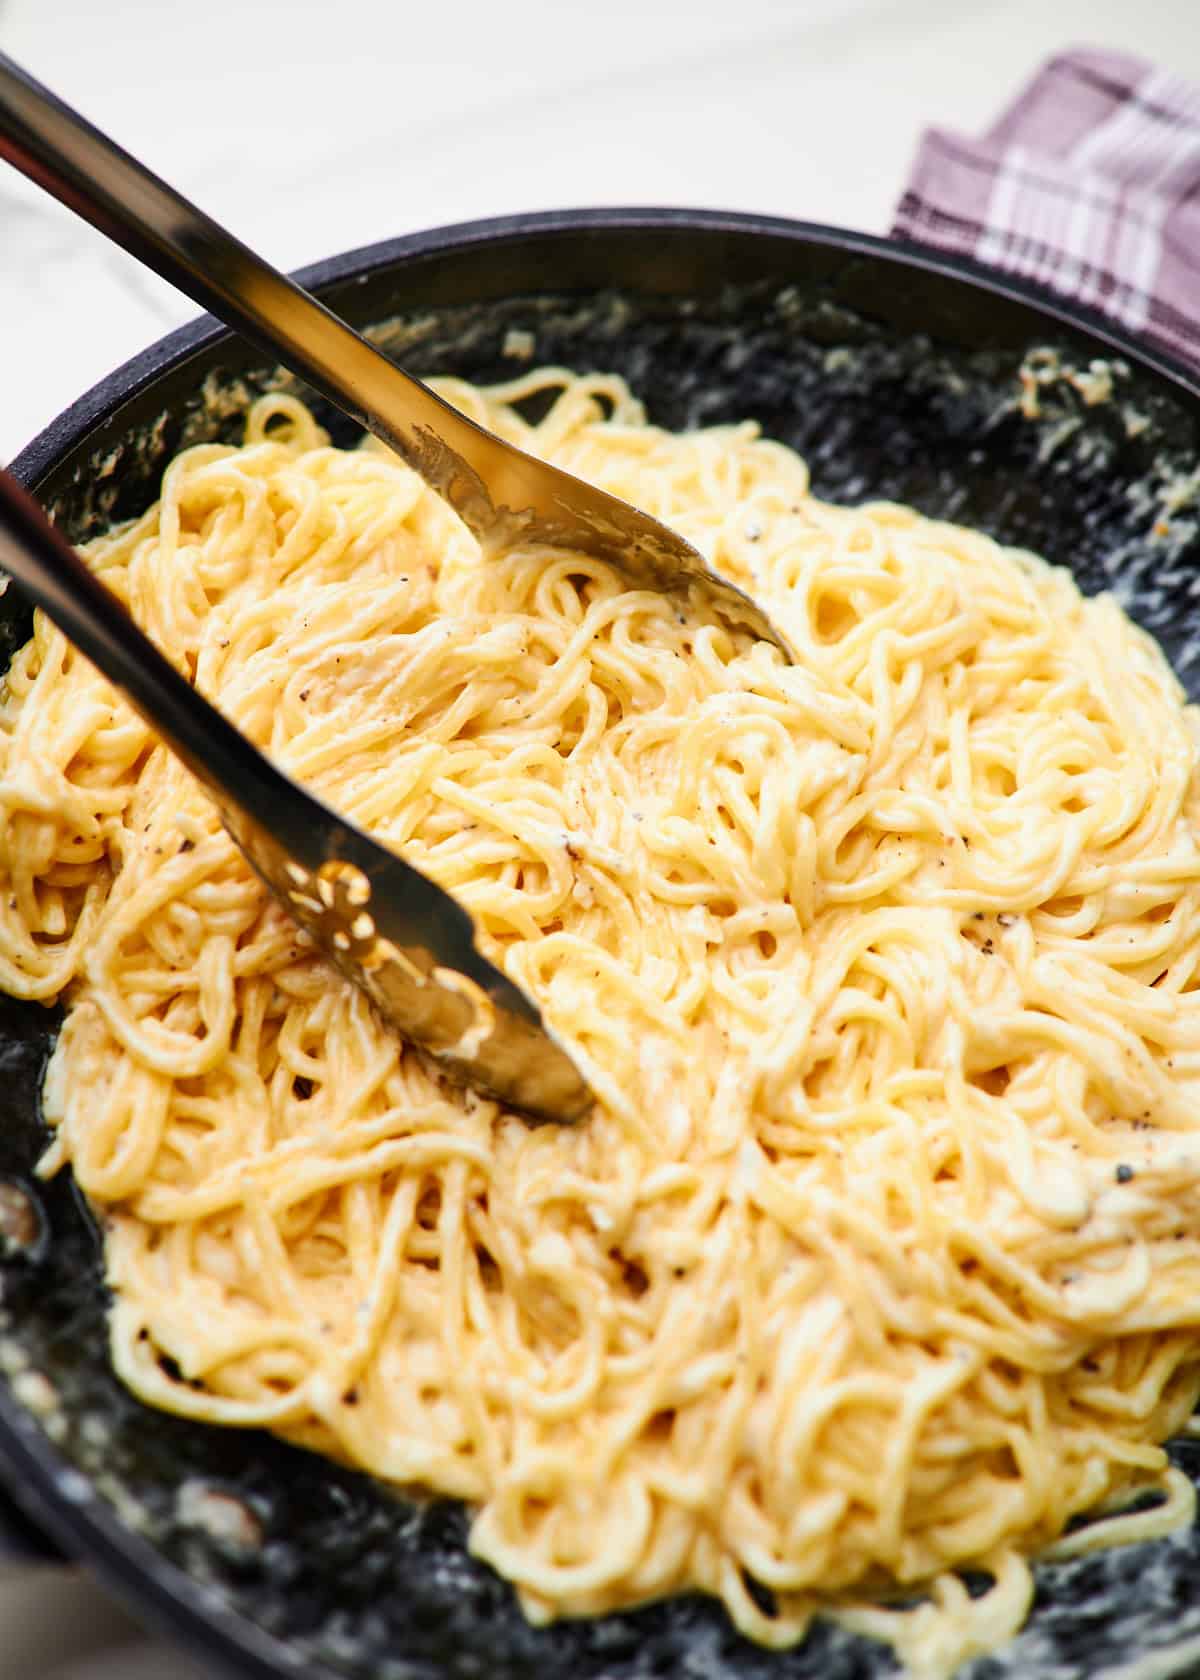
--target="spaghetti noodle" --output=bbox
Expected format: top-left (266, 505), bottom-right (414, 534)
top-left (5, 370), bottom-right (1200, 1676)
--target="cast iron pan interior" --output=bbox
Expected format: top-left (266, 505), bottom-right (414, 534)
top-left (4, 211), bottom-right (1200, 1680)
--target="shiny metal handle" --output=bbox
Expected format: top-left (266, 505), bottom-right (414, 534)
top-left (0, 52), bottom-right (796, 660)
top-left (0, 52), bottom-right (539, 537)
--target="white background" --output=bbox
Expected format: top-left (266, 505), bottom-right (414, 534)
top-left (1, 0), bottom-right (1199, 1673)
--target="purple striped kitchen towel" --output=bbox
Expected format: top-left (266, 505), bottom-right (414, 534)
top-left (892, 47), bottom-right (1200, 368)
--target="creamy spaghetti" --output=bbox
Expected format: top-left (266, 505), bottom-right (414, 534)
top-left (5, 370), bottom-right (1200, 1677)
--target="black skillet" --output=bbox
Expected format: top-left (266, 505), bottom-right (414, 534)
top-left (4, 210), bottom-right (1200, 1680)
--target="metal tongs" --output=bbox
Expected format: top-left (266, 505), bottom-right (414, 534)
top-left (0, 468), bottom-right (592, 1122)
top-left (0, 54), bottom-right (793, 1122)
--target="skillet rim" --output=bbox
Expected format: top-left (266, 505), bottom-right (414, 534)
top-left (11, 207), bottom-right (1200, 495)
top-left (3, 205), bottom-right (1200, 1680)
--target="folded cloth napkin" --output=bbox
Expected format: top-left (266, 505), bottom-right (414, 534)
top-left (892, 47), bottom-right (1200, 368)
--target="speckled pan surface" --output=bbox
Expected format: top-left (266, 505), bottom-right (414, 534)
top-left (3, 211), bottom-right (1200, 1680)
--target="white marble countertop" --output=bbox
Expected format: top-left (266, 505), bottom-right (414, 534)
top-left (4, 0), bottom-right (1200, 462)
top-left (1, 0), bottom-right (1199, 1674)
